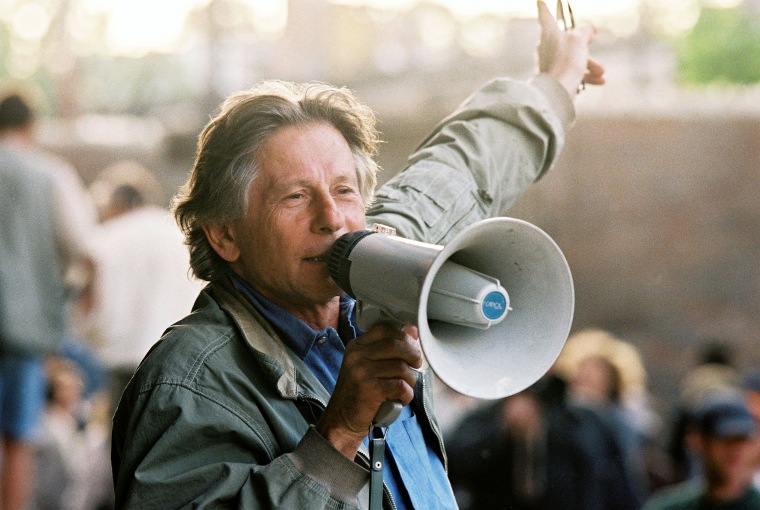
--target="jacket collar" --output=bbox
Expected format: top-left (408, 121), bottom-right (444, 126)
top-left (211, 279), bottom-right (331, 405)
top-left (209, 279), bottom-right (446, 468)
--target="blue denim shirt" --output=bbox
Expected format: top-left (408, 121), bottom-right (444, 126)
top-left (230, 273), bottom-right (457, 509)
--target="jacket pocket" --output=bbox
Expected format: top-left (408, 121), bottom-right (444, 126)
top-left (377, 162), bottom-right (486, 242)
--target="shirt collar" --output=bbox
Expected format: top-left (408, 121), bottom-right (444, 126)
top-left (228, 272), bottom-right (359, 359)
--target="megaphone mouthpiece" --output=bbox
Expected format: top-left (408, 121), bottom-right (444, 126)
top-left (327, 230), bottom-right (375, 298)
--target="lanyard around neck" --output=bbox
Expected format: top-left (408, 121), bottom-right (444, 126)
top-left (368, 426), bottom-right (388, 510)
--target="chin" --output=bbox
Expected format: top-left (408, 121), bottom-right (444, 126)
top-left (321, 278), bottom-right (346, 297)
top-left (301, 281), bottom-right (344, 306)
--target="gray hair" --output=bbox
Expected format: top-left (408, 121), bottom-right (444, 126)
top-left (173, 81), bottom-right (381, 283)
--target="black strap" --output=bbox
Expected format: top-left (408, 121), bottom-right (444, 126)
top-left (368, 427), bottom-right (386, 510)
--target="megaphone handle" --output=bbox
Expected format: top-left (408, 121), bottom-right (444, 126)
top-left (373, 400), bottom-right (402, 427)
top-left (356, 302), bottom-right (405, 427)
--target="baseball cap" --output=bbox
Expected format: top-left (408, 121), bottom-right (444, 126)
top-left (695, 392), bottom-right (757, 439)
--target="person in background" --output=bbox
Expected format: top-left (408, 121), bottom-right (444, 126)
top-left (643, 391), bottom-right (760, 510)
top-left (446, 367), bottom-right (643, 510)
top-left (0, 92), bottom-right (98, 284)
top-left (667, 341), bottom-right (741, 484)
top-left (34, 357), bottom-right (112, 510)
top-left (557, 328), bottom-right (655, 500)
top-left (446, 373), bottom-right (597, 510)
top-left (0, 91), bottom-right (94, 510)
top-left (741, 369), bottom-right (760, 490)
top-left (81, 160), bottom-right (203, 413)
top-left (111, 1), bottom-right (605, 507)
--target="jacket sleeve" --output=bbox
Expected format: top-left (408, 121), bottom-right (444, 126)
top-left (365, 74), bottom-right (574, 244)
top-left (112, 381), bottom-right (370, 510)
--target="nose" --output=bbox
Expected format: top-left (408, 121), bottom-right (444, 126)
top-left (313, 191), bottom-right (345, 234)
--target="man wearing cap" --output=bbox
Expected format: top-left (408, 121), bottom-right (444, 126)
top-left (643, 392), bottom-right (760, 510)
top-left (742, 370), bottom-right (760, 491)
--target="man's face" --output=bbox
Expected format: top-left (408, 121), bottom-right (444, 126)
top-left (223, 122), bottom-right (366, 315)
top-left (746, 390), bottom-right (760, 424)
top-left (702, 434), bottom-right (757, 488)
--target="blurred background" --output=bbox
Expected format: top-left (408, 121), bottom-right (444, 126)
top-left (3, 0), bottom-right (760, 444)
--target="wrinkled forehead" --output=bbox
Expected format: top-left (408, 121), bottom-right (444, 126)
top-left (250, 122), bottom-right (360, 190)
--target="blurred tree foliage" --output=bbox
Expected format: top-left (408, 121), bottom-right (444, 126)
top-left (676, 6), bottom-right (760, 86)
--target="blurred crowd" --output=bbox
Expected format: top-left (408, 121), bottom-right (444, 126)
top-left (0, 91), bottom-right (202, 510)
top-left (443, 330), bottom-right (760, 509)
top-left (1, 89), bottom-right (759, 510)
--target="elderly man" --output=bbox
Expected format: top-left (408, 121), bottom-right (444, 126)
top-left (111, 1), bottom-right (604, 508)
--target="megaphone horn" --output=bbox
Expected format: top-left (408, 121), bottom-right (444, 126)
top-left (327, 217), bottom-right (574, 414)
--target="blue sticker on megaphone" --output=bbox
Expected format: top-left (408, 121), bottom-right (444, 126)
top-left (482, 291), bottom-right (507, 320)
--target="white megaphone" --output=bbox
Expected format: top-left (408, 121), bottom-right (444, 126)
top-left (327, 217), bottom-right (574, 426)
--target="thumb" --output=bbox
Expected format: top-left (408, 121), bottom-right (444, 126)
top-left (537, 0), bottom-right (558, 30)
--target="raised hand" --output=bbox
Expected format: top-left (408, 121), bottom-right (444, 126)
top-left (536, 0), bottom-right (605, 97)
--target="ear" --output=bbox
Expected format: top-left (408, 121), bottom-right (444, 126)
top-left (203, 223), bottom-right (241, 263)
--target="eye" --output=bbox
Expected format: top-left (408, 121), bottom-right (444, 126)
top-left (279, 191), bottom-right (308, 207)
top-left (336, 184), bottom-right (359, 196)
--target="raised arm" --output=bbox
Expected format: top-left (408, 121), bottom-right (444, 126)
top-left (366, 0), bottom-right (604, 244)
